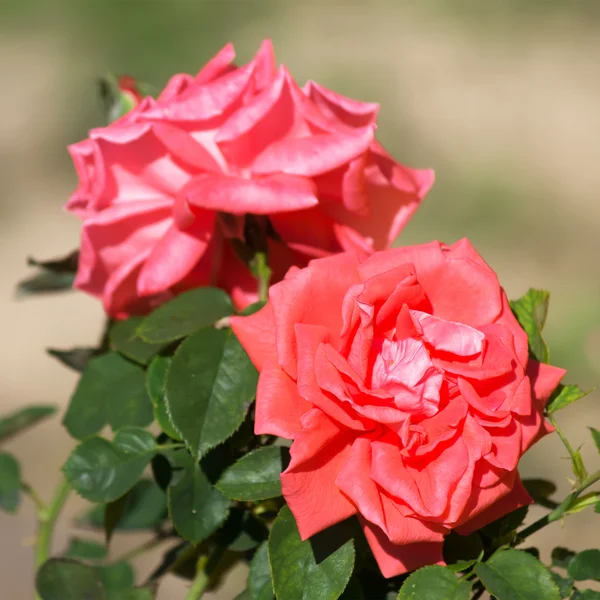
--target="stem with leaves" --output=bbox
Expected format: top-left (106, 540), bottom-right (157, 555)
top-left (516, 468), bottom-right (600, 544)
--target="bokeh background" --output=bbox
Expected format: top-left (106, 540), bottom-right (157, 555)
top-left (1, 1), bottom-right (599, 598)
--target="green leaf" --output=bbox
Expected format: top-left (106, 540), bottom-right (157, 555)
top-left (566, 493), bottom-right (600, 515)
top-left (549, 572), bottom-right (573, 598)
top-left (572, 590), bottom-right (600, 600)
top-left (47, 347), bottom-right (96, 372)
top-left (216, 446), bottom-right (288, 501)
top-left (547, 385), bottom-right (591, 414)
top-left (109, 317), bottom-right (165, 366)
top-left (79, 479), bottom-right (166, 532)
top-left (0, 405), bottom-right (56, 443)
top-left (568, 550), bottom-right (600, 581)
top-left (474, 548), bottom-right (560, 600)
top-left (63, 352), bottom-right (153, 439)
top-left (36, 559), bottom-right (105, 600)
top-left (165, 328), bottom-right (258, 459)
top-left (397, 565), bottom-right (472, 599)
top-left (146, 357), bottom-right (180, 441)
top-left (167, 452), bottom-right (230, 543)
top-left (64, 538), bottom-right (108, 561)
top-left (248, 541), bottom-right (274, 600)
top-left (589, 428), bottom-right (600, 453)
top-left (235, 591), bottom-right (253, 600)
top-left (136, 287), bottom-right (233, 344)
top-left (0, 452), bottom-right (21, 513)
top-left (63, 428), bottom-right (156, 503)
top-left (99, 562), bottom-right (135, 599)
top-left (551, 547), bottom-right (576, 570)
top-left (268, 505), bottom-right (355, 600)
top-left (510, 288), bottom-right (550, 363)
top-left (17, 251), bottom-right (79, 298)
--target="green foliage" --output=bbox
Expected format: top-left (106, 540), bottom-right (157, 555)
top-left (568, 550), bottom-right (600, 581)
top-left (109, 317), bottom-right (165, 366)
top-left (64, 538), bottom-right (108, 561)
top-left (510, 288), bottom-right (550, 363)
top-left (63, 428), bottom-right (157, 503)
top-left (474, 549), bottom-right (560, 600)
top-left (17, 251), bottom-right (78, 297)
top-left (248, 541), bottom-right (274, 600)
top-left (146, 356), bottom-right (180, 441)
top-left (547, 384), bottom-right (591, 414)
top-left (0, 452), bottom-right (21, 513)
top-left (36, 558), bottom-right (153, 600)
top-left (167, 451), bottom-right (230, 543)
top-left (136, 287), bottom-right (233, 344)
top-left (165, 328), bottom-right (257, 459)
top-left (47, 347), bottom-right (96, 372)
top-left (397, 565), bottom-right (473, 599)
top-left (63, 352), bottom-right (153, 439)
top-left (268, 505), bottom-right (355, 600)
top-left (78, 479), bottom-right (167, 533)
top-left (36, 559), bottom-right (105, 600)
top-left (216, 446), bottom-right (288, 501)
top-left (0, 405), bottom-right (56, 443)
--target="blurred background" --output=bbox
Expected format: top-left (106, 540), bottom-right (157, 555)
top-left (1, 0), bottom-right (599, 597)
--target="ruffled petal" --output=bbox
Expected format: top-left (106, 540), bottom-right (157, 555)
top-left (253, 358), bottom-right (311, 438)
top-left (456, 473), bottom-right (532, 535)
top-left (229, 303), bottom-right (277, 372)
top-left (252, 125), bottom-right (374, 178)
top-left (185, 173), bottom-right (319, 215)
top-left (268, 252), bottom-right (361, 378)
top-left (361, 518), bottom-right (445, 578)
top-left (282, 409), bottom-right (357, 539)
top-left (137, 212), bottom-right (215, 296)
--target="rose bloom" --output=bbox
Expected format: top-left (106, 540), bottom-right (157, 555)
top-left (231, 239), bottom-right (566, 577)
top-left (67, 39), bottom-right (433, 318)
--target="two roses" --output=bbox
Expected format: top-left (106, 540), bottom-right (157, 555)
top-left (67, 40), bottom-right (565, 577)
top-left (68, 40), bottom-right (432, 317)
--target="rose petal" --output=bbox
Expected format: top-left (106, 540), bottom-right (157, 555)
top-left (252, 125), bottom-right (375, 178)
top-left (361, 518), bottom-right (445, 578)
top-left (195, 42), bottom-right (236, 84)
top-left (185, 172), bottom-right (319, 215)
top-left (137, 212), bottom-right (215, 296)
top-left (282, 409), bottom-right (357, 539)
top-left (269, 252), bottom-right (361, 378)
top-left (253, 358), bottom-right (311, 438)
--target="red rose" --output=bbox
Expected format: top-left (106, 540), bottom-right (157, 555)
top-left (230, 239), bottom-right (566, 577)
top-left (67, 40), bottom-right (433, 318)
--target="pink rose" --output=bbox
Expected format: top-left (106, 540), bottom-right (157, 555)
top-left (230, 239), bottom-right (566, 577)
top-left (67, 40), bottom-right (433, 318)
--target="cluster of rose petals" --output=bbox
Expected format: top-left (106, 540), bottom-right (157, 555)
top-left (231, 239), bottom-right (566, 577)
top-left (67, 39), bottom-right (433, 318)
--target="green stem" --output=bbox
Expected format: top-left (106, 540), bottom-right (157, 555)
top-left (547, 413), bottom-right (588, 481)
top-left (157, 443), bottom-right (185, 452)
top-left (35, 476), bottom-right (71, 568)
top-left (516, 468), bottom-right (600, 544)
top-left (184, 556), bottom-right (210, 600)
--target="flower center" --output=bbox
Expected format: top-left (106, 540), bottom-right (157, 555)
top-left (371, 337), bottom-right (443, 418)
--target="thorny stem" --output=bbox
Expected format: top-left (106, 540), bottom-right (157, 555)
top-left (547, 412), bottom-right (588, 481)
top-left (515, 468), bottom-right (600, 544)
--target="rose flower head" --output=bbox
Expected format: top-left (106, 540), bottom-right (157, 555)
top-left (67, 39), bottom-right (433, 318)
top-left (231, 239), bottom-right (566, 577)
